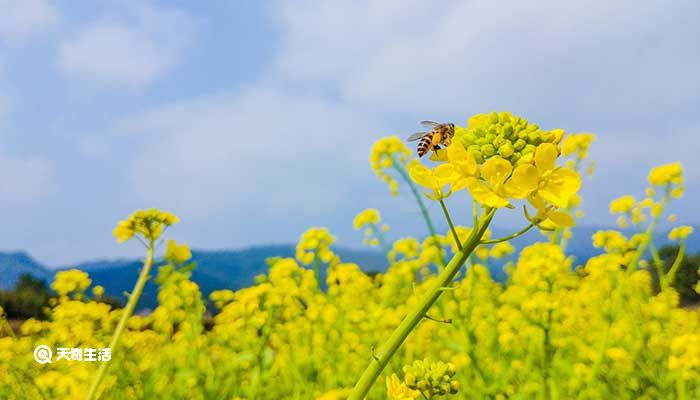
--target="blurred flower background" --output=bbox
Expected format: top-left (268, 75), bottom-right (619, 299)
top-left (1, 1), bottom-right (700, 399)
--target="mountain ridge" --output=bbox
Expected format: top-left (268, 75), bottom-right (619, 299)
top-left (2, 225), bottom-right (697, 310)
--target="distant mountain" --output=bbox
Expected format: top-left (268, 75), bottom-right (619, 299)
top-left (0, 245), bottom-right (388, 311)
top-left (0, 252), bottom-right (52, 290)
top-left (1, 225), bottom-right (697, 311)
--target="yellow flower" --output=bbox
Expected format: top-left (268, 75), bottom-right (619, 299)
top-left (490, 242), bottom-right (515, 259)
top-left (436, 144), bottom-right (478, 192)
top-left (92, 285), bottom-right (104, 298)
top-left (113, 209), bottom-right (179, 243)
top-left (465, 156), bottom-right (538, 208)
top-left (528, 194), bottom-right (575, 227)
top-left (296, 227), bottom-right (339, 266)
top-left (353, 208), bottom-right (381, 230)
top-left (529, 143), bottom-right (581, 208)
top-left (408, 163), bottom-right (451, 200)
top-left (648, 162), bottom-right (683, 186)
top-left (52, 269), bottom-right (92, 298)
top-left (165, 240), bottom-right (192, 264)
top-left (668, 226), bottom-right (693, 241)
top-left (609, 195), bottom-right (636, 214)
top-left (371, 137), bottom-right (412, 196)
top-left (561, 133), bottom-right (595, 160)
top-left (386, 374), bottom-right (419, 400)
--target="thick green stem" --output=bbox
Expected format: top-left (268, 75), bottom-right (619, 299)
top-left (348, 209), bottom-right (495, 399)
top-left (86, 243), bottom-right (155, 400)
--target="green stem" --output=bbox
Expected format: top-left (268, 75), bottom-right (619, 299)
top-left (627, 187), bottom-right (670, 273)
top-left (86, 242), bottom-right (155, 400)
top-left (439, 199), bottom-right (461, 250)
top-left (312, 254), bottom-right (322, 282)
top-left (391, 157), bottom-right (445, 267)
top-left (661, 241), bottom-right (686, 290)
top-left (649, 242), bottom-right (667, 284)
top-left (481, 222), bottom-right (536, 244)
top-left (372, 223), bottom-right (391, 255)
top-left (348, 208), bottom-right (495, 399)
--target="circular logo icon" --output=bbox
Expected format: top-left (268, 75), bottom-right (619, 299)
top-left (34, 345), bottom-right (52, 364)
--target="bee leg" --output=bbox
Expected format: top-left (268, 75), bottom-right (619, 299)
top-left (433, 145), bottom-right (441, 151)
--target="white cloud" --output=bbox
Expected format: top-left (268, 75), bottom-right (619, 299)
top-left (0, 0), bottom-right (59, 44)
top-left (271, 0), bottom-right (696, 118)
top-left (118, 0), bottom-right (700, 242)
top-left (119, 86), bottom-right (382, 218)
top-left (0, 150), bottom-right (53, 203)
top-left (56, 3), bottom-right (193, 89)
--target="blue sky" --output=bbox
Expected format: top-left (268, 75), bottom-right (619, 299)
top-left (0, 0), bottom-right (698, 266)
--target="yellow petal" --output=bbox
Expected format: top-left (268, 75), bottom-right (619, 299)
top-left (466, 178), bottom-right (510, 208)
top-left (408, 164), bottom-right (433, 188)
top-left (467, 113), bottom-right (488, 128)
top-left (547, 210), bottom-right (576, 227)
top-left (504, 164), bottom-right (538, 199)
top-left (480, 156), bottom-right (512, 188)
top-left (434, 164), bottom-right (457, 184)
top-left (429, 148), bottom-right (448, 162)
top-left (540, 168), bottom-right (581, 208)
top-left (535, 143), bottom-right (558, 174)
top-left (528, 194), bottom-right (548, 212)
top-left (451, 177), bottom-right (470, 192)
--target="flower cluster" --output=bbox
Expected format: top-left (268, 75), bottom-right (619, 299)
top-left (455, 111), bottom-right (564, 164)
top-left (112, 209), bottom-right (179, 243)
top-left (409, 112), bottom-right (581, 228)
top-left (370, 137), bottom-right (412, 196)
top-left (402, 358), bottom-right (460, 397)
top-left (295, 227), bottom-right (340, 267)
top-left (353, 208), bottom-right (390, 248)
top-left (51, 269), bottom-right (92, 300)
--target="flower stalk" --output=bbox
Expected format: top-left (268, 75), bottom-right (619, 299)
top-left (86, 241), bottom-right (155, 400)
top-left (348, 208), bottom-right (495, 399)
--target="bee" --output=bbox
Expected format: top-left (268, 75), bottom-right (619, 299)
top-left (407, 121), bottom-right (456, 157)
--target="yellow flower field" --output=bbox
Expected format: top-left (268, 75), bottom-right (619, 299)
top-left (1, 112), bottom-right (698, 399)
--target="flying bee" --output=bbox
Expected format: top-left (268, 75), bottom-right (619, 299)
top-left (407, 121), bottom-right (456, 158)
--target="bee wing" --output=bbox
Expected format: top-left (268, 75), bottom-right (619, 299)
top-left (420, 120), bottom-right (439, 128)
top-left (407, 131), bottom-right (430, 142)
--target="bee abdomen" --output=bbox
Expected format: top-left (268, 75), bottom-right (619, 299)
top-left (417, 135), bottom-right (432, 157)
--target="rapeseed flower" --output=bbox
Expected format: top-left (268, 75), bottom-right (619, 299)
top-left (113, 209), bottom-right (179, 243)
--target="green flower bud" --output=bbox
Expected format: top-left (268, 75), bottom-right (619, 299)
top-left (492, 136), bottom-right (506, 148)
top-left (405, 373), bottom-right (416, 387)
top-left (481, 144), bottom-right (495, 157)
top-left (499, 143), bottom-right (514, 158)
top-left (417, 380), bottom-right (430, 392)
top-left (464, 132), bottom-right (478, 144)
top-left (527, 131), bottom-right (541, 145)
top-left (540, 130), bottom-right (554, 143)
top-left (503, 123), bottom-right (514, 138)
top-left (513, 139), bottom-right (526, 151)
top-left (522, 144), bottom-right (536, 155)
